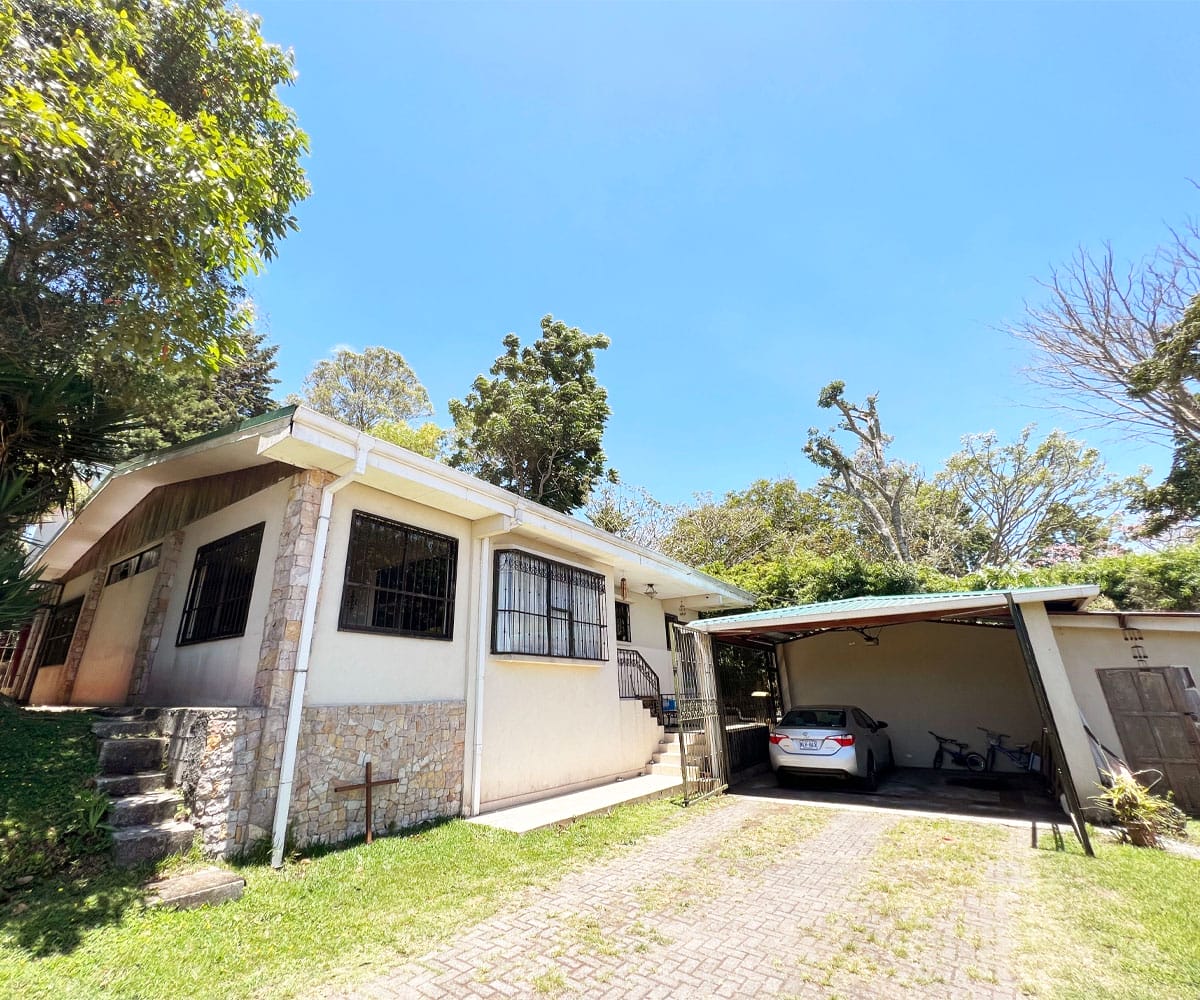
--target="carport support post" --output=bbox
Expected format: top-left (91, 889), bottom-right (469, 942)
top-left (773, 641), bottom-right (791, 712)
top-left (1008, 597), bottom-right (1095, 857)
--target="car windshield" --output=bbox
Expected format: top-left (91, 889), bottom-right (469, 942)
top-left (779, 709), bottom-right (846, 729)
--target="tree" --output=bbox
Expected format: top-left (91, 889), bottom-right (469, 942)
top-left (0, 355), bottom-right (133, 627)
top-left (449, 315), bottom-right (614, 513)
top-left (585, 481), bottom-right (678, 550)
top-left (0, 0), bottom-right (310, 369)
top-left (120, 328), bottom-right (279, 454)
top-left (298, 347), bottom-right (433, 431)
top-left (371, 419), bottom-right (447, 460)
top-left (1013, 230), bottom-right (1200, 445)
top-left (938, 425), bottom-right (1126, 566)
top-left (803, 382), bottom-right (920, 562)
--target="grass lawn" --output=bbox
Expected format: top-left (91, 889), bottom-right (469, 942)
top-left (0, 700), bottom-right (102, 880)
top-left (1022, 828), bottom-right (1200, 999)
top-left (1, 796), bottom-right (706, 999)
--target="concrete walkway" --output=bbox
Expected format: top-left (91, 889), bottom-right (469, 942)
top-left (467, 774), bottom-right (683, 834)
top-left (323, 796), bottom-right (1032, 999)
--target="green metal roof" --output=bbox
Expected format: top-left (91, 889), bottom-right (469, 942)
top-left (695, 585), bottom-right (1098, 629)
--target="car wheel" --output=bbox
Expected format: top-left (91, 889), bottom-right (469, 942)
top-left (861, 753), bottom-right (879, 792)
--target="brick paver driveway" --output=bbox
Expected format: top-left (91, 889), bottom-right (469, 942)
top-left (326, 796), bottom-right (1031, 999)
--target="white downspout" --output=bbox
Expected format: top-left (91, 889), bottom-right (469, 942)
top-left (469, 534), bottom-right (491, 817)
top-left (467, 508), bottom-right (520, 816)
top-left (271, 440), bottom-right (370, 868)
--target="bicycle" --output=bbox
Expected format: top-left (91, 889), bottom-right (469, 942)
top-left (978, 727), bottom-right (1033, 772)
top-left (929, 731), bottom-right (986, 771)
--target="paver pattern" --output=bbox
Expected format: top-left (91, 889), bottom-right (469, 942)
top-left (322, 797), bottom-right (1032, 999)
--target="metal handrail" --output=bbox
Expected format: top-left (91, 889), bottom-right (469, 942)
top-left (617, 648), bottom-right (664, 724)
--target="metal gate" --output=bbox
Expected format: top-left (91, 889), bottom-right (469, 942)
top-left (669, 623), bottom-right (729, 804)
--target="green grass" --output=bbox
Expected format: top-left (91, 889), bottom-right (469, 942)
top-left (1021, 829), bottom-right (1200, 999)
top-left (0, 700), bottom-right (102, 882)
top-left (1, 797), bottom-right (695, 999)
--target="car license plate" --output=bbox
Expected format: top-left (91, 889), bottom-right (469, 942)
top-left (795, 739), bottom-right (820, 751)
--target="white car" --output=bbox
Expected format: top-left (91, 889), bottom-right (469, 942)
top-left (769, 705), bottom-right (894, 790)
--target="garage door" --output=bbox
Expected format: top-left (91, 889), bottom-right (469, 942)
top-left (1097, 667), bottom-right (1200, 814)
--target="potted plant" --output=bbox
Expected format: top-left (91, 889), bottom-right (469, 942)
top-left (1091, 769), bottom-right (1188, 848)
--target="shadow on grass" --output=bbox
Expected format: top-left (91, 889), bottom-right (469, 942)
top-left (1, 861), bottom-right (150, 958)
top-left (226, 814), bottom-right (460, 870)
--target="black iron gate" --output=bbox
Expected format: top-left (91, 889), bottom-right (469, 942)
top-left (670, 623), bottom-right (729, 804)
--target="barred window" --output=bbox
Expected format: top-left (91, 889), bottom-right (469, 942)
top-left (338, 511), bottom-right (457, 640)
top-left (38, 598), bottom-right (83, 667)
top-left (615, 601), bottom-right (632, 643)
top-left (177, 523), bottom-right (265, 646)
top-left (492, 550), bottom-right (608, 661)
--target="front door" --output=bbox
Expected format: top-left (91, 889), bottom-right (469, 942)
top-left (1097, 666), bottom-right (1200, 814)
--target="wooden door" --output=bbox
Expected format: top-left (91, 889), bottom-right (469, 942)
top-left (1097, 667), bottom-right (1200, 814)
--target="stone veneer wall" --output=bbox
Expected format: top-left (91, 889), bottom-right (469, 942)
top-left (288, 701), bottom-right (466, 848)
top-left (158, 707), bottom-right (266, 857)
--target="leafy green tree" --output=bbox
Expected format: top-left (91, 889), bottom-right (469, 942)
top-left (120, 328), bottom-right (279, 454)
top-left (1126, 293), bottom-right (1200, 533)
top-left (449, 315), bottom-right (614, 513)
top-left (298, 347), bottom-right (434, 431)
top-left (938, 425), bottom-right (1126, 566)
top-left (371, 419), bottom-right (447, 460)
top-left (0, 0), bottom-right (310, 369)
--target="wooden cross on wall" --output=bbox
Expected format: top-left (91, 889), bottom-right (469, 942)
top-left (334, 756), bottom-right (399, 845)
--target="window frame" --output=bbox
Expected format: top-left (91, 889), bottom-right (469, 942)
top-left (615, 600), bottom-right (632, 644)
top-left (176, 523), bottom-right (266, 647)
top-left (106, 543), bottom-right (162, 586)
top-left (491, 549), bottom-right (609, 662)
top-left (37, 597), bottom-right (83, 668)
top-left (336, 510), bottom-right (459, 641)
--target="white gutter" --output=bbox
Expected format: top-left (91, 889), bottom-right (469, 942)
top-left (270, 438), bottom-right (370, 868)
top-left (467, 512), bottom-right (519, 816)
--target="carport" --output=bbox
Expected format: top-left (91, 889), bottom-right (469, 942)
top-left (688, 586), bottom-right (1105, 854)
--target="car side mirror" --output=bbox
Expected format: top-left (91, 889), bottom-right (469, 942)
top-left (875, 721), bottom-right (888, 730)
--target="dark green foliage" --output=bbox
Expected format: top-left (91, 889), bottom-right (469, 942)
top-left (449, 315), bottom-right (614, 513)
top-left (119, 329), bottom-right (279, 454)
top-left (708, 543), bottom-right (1200, 612)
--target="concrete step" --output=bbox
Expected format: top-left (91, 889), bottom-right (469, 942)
top-left (95, 771), bottom-right (169, 796)
top-left (97, 737), bottom-right (167, 774)
top-left (92, 707), bottom-right (159, 719)
top-left (649, 762), bottom-right (700, 779)
top-left (108, 790), bottom-right (184, 828)
top-left (112, 820), bottom-right (195, 867)
top-left (652, 750), bottom-right (703, 766)
top-left (148, 867), bottom-right (245, 910)
top-left (92, 719), bottom-right (161, 739)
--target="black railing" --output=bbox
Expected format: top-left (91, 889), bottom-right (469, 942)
top-left (617, 648), bottom-right (664, 725)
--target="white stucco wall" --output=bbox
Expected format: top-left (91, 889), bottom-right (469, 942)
top-left (780, 621), bottom-right (1043, 771)
top-left (1052, 615), bottom-right (1200, 762)
top-left (304, 482), bottom-right (474, 706)
top-left (70, 559), bottom-right (158, 705)
top-left (477, 539), bottom-right (664, 808)
top-left (144, 480), bottom-right (290, 706)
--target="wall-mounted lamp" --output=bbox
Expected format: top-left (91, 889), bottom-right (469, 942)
top-left (643, 583), bottom-right (658, 600)
top-left (619, 577), bottom-right (627, 600)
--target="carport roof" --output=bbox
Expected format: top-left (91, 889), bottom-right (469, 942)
top-left (687, 585), bottom-right (1099, 642)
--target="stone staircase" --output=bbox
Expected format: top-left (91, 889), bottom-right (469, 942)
top-left (92, 709), bottom-right (195, 867)
top-left (646, 730), bottom-right (708, 781)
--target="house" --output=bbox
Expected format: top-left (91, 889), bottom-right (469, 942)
top-left (1, 406), bottom-right (754, 861)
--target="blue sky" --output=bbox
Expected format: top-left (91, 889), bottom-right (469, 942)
top-left (247, 1), bottom-right (1199, 505)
